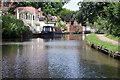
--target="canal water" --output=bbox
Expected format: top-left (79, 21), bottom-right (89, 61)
top-left (2, 34), bottom-right (120, 78)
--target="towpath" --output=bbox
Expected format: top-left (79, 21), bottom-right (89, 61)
top-left (96, 34), bottom-right (120, 46)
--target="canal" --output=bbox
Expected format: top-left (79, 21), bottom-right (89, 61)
top-left (2, 34), bottom-right (120, 78)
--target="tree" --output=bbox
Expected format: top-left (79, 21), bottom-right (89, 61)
top-left (64, 14), bottom-right (73, 22)
top-left (94, 16), bottom-right (108, 33)
top-left (8, 2), bottom-right (65, 16)
top-left (56, 16), bottom-right (67, 30)
top-left (42, 2), bottom-right (64, 17)
top-left (76, 2), bottom-right (109, 26)
top-left (57, 8), bottom-right (73, 21)
top-left (104, 2), bottom-right (120, 36)
top-left (8, 2), bottom-right (40, 14)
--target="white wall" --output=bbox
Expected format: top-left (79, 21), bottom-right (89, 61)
top-left (35, 21), bottom-right (55, 33)
top-left (82, 26), bottom-right (91, 31)
top-left (45, 24), bottom-right (54, 26)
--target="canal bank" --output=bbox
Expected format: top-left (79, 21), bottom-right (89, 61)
top-left (86, 34), bottom-right (120, 60)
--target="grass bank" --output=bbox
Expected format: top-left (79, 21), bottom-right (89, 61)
top-left (86, 34), bottom-right (119, 52)
top-left (104, 34), bottom-right (119, 42)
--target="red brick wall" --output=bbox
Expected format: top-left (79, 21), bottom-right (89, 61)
top-left (0, 0), bottom-right (13, 9)
top-left (67, 34), bottom-right (82, 40)
top-left (67, 21), bottom-right (82, 32)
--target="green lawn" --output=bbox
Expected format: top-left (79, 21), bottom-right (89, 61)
top-left (104, 34), bottom-right (119, 42)
top-left (86, 34), bottom-right (119, 52)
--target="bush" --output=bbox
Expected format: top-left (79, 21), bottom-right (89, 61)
top-left (44, 20), bottom-right (47, 23)
top-left (35, 23), bottom-right (40, 26)
top-left (62, 24), bottom-right (67, 30)
top-left (56, 17), bottom-right (67, 30)
top-left (27, 23), bottom-right (31, 26)
top-left (2, 15), bottom-right (32, 38)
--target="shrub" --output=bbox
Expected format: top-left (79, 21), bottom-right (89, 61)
top-left (27, 23), bottom-right (31, 26)
top-left (44, 20), bottom-right (47, 23)
top-left (57, 20), bottom-right (67, 30)
top-left (35, 23), bottom-right (40, 26)
top-left (2, 15), bottom-right (32, 38)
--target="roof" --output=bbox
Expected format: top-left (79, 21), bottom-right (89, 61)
top-left (64, 14), bottom-right (73, 22)
top-left (43, 26), bottom-right (60, 28)
top-left (15, 6), bottom-right (39, 14)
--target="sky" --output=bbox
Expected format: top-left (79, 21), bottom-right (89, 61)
top-left (63, 0), bottom-right (83, 11)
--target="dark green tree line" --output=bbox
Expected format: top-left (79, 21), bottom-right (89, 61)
top-left (8, 2), bottom-right (65, 17)
top-left (76, 2), bottom-right (108, 25)
top-left (76, 2), bottom-right (120, 36)
top-left (104, 2), bottom-right (120, 36)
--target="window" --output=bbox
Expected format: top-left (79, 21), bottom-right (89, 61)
top-left (45, 28), bottom-right (50, 31)
top-left (3, 2), bottom-right (9, 7)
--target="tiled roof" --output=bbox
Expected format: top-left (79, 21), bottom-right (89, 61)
top-left (15, 6), bottom-right (38, 14)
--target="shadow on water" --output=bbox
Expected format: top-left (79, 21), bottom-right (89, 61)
top-left (2, 38), bottom-right (31, 43)
top-left (76, 57), bottom-right (120, 78)
top-left (2, 34), bottom-right (120, 78)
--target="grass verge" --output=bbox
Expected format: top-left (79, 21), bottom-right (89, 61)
top-left (86, 34), bottom-right (119, 52)
top-left (104, 34), bottom-right (119, 42)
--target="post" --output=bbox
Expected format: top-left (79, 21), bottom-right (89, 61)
top-left (31, 14), bottom-right (33, 26)
top-left (17, 8), bottom-right (19, 19)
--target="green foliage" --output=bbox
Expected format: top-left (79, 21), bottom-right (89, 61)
top-left (77, 2), bottom-right (120, 36)
top-left (2, 16), bottom-right (32, 38)
top-left (76, 2), bottom-right (108, 25)
top-left (62, 24), bottom-right (67, 30)
top-left (35, 23), bottom-right (40, 26)
top-left (94, 16), bottom-right (108, 33)
top-left (56, 16), bottom-right (67, 30)
top-left (8, 2), bottom-right (42, 14)
top-left (41, 2), bottom-right (64, 17)
top-left (27, 23), bottom-right (31, 26)
top-left (104, 2), bottom-right (120, 36)
top-left (2, 10), bottom-right (9, 14)
top-left (104, 33), bottom-right (119, 42)
top-left (76, 10), bottom-right (86, 25)
top-left (86, 34), bottom-right (119, 52)
top-left (58, 8), bottom-right (73, 20)
top-left (8, 2), bottom-right (65, 16)
top-left (44, 20), bottom-right (47, 23)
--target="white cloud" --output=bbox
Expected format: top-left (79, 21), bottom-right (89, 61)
top-left (62, 0), bottom-right (82, 11)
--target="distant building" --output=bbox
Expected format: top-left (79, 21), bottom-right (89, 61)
top-left (14, 6), bottom-right (44, 20)
top-left (0, 1), bottom-right (44, 20)
top-left (82, 25), bottom-right (91, 33)
top-left (59, 14), bottom-right (83, 32)
top-left (67, 20), bottom-right (82, 32)
top-left (82, 26), bottom-right (91, 31)
top-left (49, 16), bottom-right (57, 22)
top-left (0, 0), bottom-right (17, 10)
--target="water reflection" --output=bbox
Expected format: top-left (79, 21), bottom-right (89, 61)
top-left (2, 34), bottom-right (120, 78)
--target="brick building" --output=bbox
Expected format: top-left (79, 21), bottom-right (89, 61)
top-left (0, 0), bottom-right (14, 10)
top-left (0, 0), bottom-right (44, 20)
top-left (67, 20), bottom-right (82, 33)
top-left (64, 14), bottom-right (83, 33)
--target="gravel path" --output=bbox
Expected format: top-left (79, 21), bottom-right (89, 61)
top-left (96, 34), bottom-right (120, 46)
